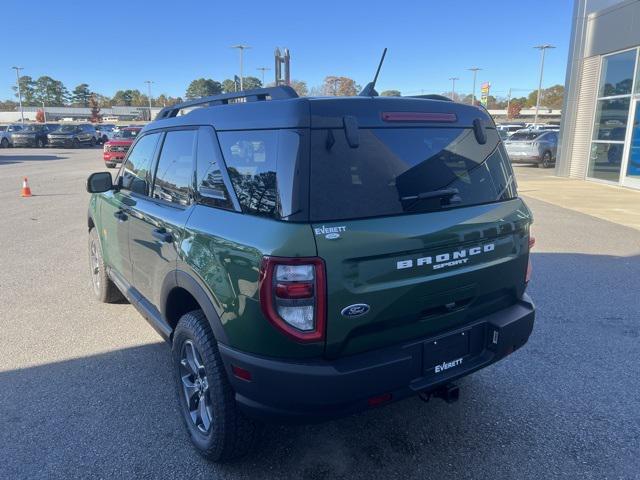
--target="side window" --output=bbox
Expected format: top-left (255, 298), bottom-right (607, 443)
top-left (196, 127), bottom-right (234, 210)
top-left (217, 130), bottom-right (278, 217)
top-left (120, 133), bottom-right (161, 195)
top-left (152, 130), bottom-right (196, 206)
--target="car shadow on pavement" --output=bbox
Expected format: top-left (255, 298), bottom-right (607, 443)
top-left (0, 154), bottom-right (67, 165)
top-left (1, 252), bottom-right (638, 479)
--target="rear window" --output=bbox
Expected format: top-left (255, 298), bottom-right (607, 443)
top-left (309, 128), bottom-right (516, 222)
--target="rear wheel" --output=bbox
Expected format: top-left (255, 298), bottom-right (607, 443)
top-left (88, 227), bottom-right (124, 303)
top-left (90, 136), bottom-right (97, 146)
top-left (539, 151), bottom-right (553, 168)
top-left (172, 310), bottom-right (260, 462)
top-left (73, 138), bottom-right (80, 149)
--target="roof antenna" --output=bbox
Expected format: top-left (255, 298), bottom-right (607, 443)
top-left (359, 48), bottom-right (387, 97)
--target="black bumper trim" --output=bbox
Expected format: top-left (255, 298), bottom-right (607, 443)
top-left (219, 295), bottom-right (535, 422)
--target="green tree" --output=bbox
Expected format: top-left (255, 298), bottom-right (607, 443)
top-left (185, 78), bottom-right (222, 99)
top-left (71, 83), bottom-right (92, 107)
top-left (241, 76), bottom-right (262, 90)
top-left (221, 79), bottom-right (237, 93)
top-left (380, 89), bottom-right (402, 97)
top-left (112, 89), bottom-right (146, 106)
top-left (155, 94), bottom-right (183, 107)
top-left (12, 75), bottom-right (37, 106)
top-left (34, 76), bottom-right (69, 106)
top-left (322, 76), bottom-right (358, 96)
top-left (289, 80), bottom-right (308, 96)
top-left (0, 100), bottom-right (18, 110)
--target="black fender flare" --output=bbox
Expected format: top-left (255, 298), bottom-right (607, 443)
top-left (162, 270), bottom-right (229, 345)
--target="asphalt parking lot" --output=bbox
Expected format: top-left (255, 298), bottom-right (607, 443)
top-left (0, 149), bottom-right (639, 479)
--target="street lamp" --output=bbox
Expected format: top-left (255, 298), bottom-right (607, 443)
top-left (467, 67), bottom-right (482, 106)
top-left (533, 44), bottom-right (555, 125)
top-left (256, 67), bottom-right (271, 86)
top-left (449, 77), bottom-right (459, 100)
top-left (144, 80), bottom-right (154, 121)
top-left (11, 66), bottom-right (24, 124)
top-left (231, 45), bottom-right (251, 91)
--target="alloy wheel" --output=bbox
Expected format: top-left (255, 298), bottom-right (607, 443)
top-left (179, 340), bottom-right (214, 433)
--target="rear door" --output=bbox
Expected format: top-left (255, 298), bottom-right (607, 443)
top-left (309, 127), bottom-right (531, 358)
top-left (127, 128), bottom-right (197, 307)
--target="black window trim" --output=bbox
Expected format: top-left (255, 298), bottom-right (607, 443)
top-left (194, 125), bottom-right (242, 213)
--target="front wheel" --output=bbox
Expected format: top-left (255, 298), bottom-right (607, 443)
top-left (172, 310), bottom-right (260, 462)
top-left (37, 138), bottom-right (46, 148)
top-left (73, 138), bottom-right (80, 149)
top-left (88, 228), bottom-right (124, 303)
top-left (0, 138), bottom-right (8, 148)
top-left (90, 137), bottom-right (97, 147)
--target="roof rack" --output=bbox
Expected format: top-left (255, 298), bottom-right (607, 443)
top-left (408, 94), bottom-right (454, 102)
top-left (155, 85), bottom-right (299, 120)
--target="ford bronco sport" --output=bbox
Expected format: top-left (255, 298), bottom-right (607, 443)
top-left (86, 85), bottom-right (535, 462)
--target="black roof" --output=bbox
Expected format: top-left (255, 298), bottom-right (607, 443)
top-left (144, 86), bottom-right (494, 134)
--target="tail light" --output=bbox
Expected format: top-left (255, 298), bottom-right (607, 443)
top-left (259, 257), bottom-right (326, 342)
top-left (526, 234), bottom-right (535, 284)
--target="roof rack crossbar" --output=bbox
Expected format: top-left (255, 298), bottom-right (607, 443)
top-left (155, 86), bottom-right (299, 120)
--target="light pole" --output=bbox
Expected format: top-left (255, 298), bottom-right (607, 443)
top-left (256, 67), bottom-right (271, 86)
top-left (449, 77), bottom-right (459, 100)
top-left (533, 44), bottom-right (555, 125)
top-left (231, 45), bottom-right (251, 91)
top-left (12, 66), bottom-right (24, 124)
top-left (467, 67), bottom-right (482, 106)
top-left (42, 101), bottom-right (47, 123)
top-left (144, 80), bottom-right (153, 121)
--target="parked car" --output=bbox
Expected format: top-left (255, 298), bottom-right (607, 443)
top-left (102, 127), bottom-right (141, 168)
top-left (0, 126), bottom-right (12, 148)
top-left (504, 129), bottom-right (558, 168)
top-left (96, 124), bottom-right (116, 144)
top-left (496, 124), bottom-right (524, 137)
top-left (10, 123), bottom-right (59, 147)
top-left (86, 86), bottom-right (535, 462)
top-left (48, 124), bottom-right (98, 147)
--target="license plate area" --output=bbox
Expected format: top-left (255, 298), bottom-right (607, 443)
top-left (423, 324), bottom-right (485, 377)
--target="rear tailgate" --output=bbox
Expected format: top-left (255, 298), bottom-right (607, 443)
top-left (314, 200), bottom-right (530, 358)
top-left (308, 100), bottom-right (531, 359)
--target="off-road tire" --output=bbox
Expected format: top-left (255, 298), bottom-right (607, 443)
top-left (88, 227), bottom-right (124, 303)
top-left (172, 310), bottom-right (260, 462)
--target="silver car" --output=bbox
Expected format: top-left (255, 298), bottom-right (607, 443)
top-left (504, 130), bottom-right (558, 168)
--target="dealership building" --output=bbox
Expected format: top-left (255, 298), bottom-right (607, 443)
top-left (558, 0), bottom-right (640, 190)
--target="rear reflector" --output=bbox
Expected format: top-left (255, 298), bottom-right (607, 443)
top-left (231, 365), bottom-right (252, 381)
top-left (382, 112), bottom-right (457, 123)
top-left (276, 282), bottom-right (314, 299)
top-left (368, 392), bottom-right (393, 407)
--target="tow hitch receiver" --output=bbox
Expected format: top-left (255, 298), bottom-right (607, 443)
top-left (419, 383), bottom-right (460, 404)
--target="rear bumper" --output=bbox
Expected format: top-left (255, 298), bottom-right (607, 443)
top-left (508, 153), bottom-right (542, 163)
top-left (219, 294), bottom-right (535, 422)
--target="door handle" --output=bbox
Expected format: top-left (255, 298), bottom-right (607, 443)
top-left (113, 210), bottom-right (127, 221)
top-left (152, 228), bottom-right (172, 243)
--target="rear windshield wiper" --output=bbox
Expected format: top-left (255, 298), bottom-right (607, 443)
top-left (400, 188), bottom-right (462, 211)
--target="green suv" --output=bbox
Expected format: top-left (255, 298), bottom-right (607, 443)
top-left (86, 86), bottom-right (535, 462)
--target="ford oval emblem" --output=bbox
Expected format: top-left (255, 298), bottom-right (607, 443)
top-left (325, 232), bottom-right (340, 240)
top-left (341, 304), bottom-right (370, 318)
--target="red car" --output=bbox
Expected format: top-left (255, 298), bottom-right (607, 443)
top-left (103, 127), bottom-right (141, 168)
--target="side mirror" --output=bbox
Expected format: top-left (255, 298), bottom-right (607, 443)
top-left (87, 172), bottom-right (113, 193)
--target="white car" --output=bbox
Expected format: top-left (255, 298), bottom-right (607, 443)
top-left (95, 124), bottom-right (116, 144)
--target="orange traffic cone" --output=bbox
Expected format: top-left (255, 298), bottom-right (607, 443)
top-left (21, 177), bottom-right (32, 197)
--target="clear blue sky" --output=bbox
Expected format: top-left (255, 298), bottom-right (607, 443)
top-left (1, 0), bottom-right (574, 100)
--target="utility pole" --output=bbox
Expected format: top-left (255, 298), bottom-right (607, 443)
top-left (42, 101), bottom-right (47, 123)
top-left (12, 66), bottom-right (24, 124)
top-left (533, 44), bottom-right (555, 125)
top-left (144, 80), bottom-right (153, 121)
top-left (467, 67), bottom-right (482, 106)
top-left (256, 67), bottom-right (270, 86)
top-left (231, 45), bottom-right (251, 91)
top-left (448, 77), bottom-right (459, 100)
top-left (506, 88), bottom-right (512, 119)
